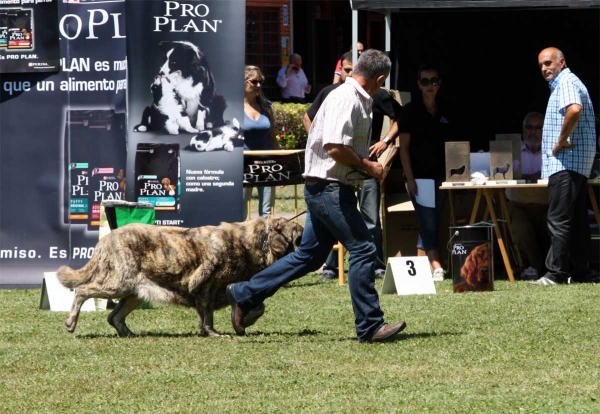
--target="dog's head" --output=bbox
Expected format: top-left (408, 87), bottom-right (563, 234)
top-left (161, 177), bottom-right (171, 189)
top-left (158, 41), bottom-right (212, 89)
top-left (460, 243), bottom-right (490, 286)
top-left (265, 217), bottom-right (304, 259)
top-left (187, 119), bottom-right (243, 152)
top-left (188, 131), bottom-right (211, 152)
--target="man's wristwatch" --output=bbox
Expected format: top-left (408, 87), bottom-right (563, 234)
top-left (382, 136), bottom-right (392, 145)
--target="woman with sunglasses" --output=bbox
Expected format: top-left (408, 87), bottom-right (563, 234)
top-left (243, 65), bottom-right (280, 219)
top-left (398, 64), bottom-right (453, 281)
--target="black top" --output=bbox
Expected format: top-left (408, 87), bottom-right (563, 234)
top-left (306, 83), bottom-right (341, 121)
top-left (307, 85), bottom-right (402, 145)
top-left (371, 89), bottom-right (402, 145)
top-left (399, 99), bottom-right (453, 180)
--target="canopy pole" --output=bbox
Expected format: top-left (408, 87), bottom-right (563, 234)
top-left (385, 9), bottom-right (391, 89)
top-left (352, 10), bottom-right (358, 66)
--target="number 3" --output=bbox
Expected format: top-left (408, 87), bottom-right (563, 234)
top-left (406, 260), bottom-right (416, 276)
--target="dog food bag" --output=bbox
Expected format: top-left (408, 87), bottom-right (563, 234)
top-left (64, 111), bottom-right (93, 225)
top-left (135, 143), bottom-right (180, 212)
top-left (450, 224), bottom-right (494, 293)
top-left (86, 112), bottom-right (127, 230)
top-left (7, 9), bottom-right (32, 49)
top-left (0, 11), bottom-right (11, 48)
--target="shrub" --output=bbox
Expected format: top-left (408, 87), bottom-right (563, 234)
top-left (271, 102), bottom-right (310, 149)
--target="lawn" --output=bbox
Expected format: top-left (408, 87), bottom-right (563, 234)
top-left (1, 278), bottom-right (599, 413)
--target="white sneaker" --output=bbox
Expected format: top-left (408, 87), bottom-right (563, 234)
top-left (432, 268), bottom-right (445, 282)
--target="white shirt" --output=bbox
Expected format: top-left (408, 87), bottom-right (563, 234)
top-left (304, 77), bottom-right (372, 185)
top-left (276, 66), bottom-right (308, 99)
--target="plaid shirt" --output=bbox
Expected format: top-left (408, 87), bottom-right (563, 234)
top-left (541, 68), bottom-right (596, 178)
top-left (303, 77), bottom-right (372, 185)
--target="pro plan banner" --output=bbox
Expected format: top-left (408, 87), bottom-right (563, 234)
top-left (0, 1), bottom-right (127, 284)
top-left (126, 0), bottom-right (246, 227)
top-left (0, 0), bottom-right (60, 73)
top-left (244, 150), bottom-right (305, 187)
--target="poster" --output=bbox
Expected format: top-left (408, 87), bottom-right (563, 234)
top-left (125, 0), bottom-right (246, 227)
top-left (0, 0), bottom-right (60, 73)
top-left (0, 1), bottom-right (127, 284)
top-left (244, 150), bottom-right (305, 187)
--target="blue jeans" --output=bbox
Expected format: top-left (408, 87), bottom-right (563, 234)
top-left (230, 181), bottom-right (385, 340)
top-left (323, 178), bottom-right (386, 273)
top-left (409, 179), bottom-right (446, 251)
top-left (242, 186), bottom-right (273, 219)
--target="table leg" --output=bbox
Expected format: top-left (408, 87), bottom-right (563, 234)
top-left (338, 243), bottom-right (345, 285)
top-left (470, 189), bottom-right (482, 224)
top-left (483, 189), bottom-right (515, 282)
top-left (498, 191), bottom-right (523, 269)
top-left (449, 190), bottom-right (456, 226)
top-left (588, 184), bottom-right (600, 228)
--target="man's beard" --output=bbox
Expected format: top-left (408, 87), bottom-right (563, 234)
top-left (525, 138), bottom-right (541, 152)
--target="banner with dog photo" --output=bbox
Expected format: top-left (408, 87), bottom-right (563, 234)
top-left (126, 0), bottom-right (246, 226)
top-left (0, 1), bottom-right (127, 284)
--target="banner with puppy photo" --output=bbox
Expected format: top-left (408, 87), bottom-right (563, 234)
top-left (0, 0), bottom-right (127, 284)
top-left (126, 0), bottom-right (246, 226)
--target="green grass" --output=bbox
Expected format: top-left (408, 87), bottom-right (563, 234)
top-left (1, 279), bottom-right (599, 413)
top-left (249, 184), bottom-right (307, 216)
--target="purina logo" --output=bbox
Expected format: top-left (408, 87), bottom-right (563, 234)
top-left (452, 243), bottom-right (467, 255)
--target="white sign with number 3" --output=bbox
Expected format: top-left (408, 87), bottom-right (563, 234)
top-left (381, 257), bottom-right (437, 295)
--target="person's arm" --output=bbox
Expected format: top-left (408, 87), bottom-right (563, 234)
top-left (369, 91), bottom-right (401, 158)
top-left (332, 73), bottom-right (341, 84)
top-left (399, 132), bottom-right (417, 196)
top-left (302, 113), bottom-right (312, 134)
top-left (324, 143), bottom-right (383, 181)
top-left (369, 119), bottom-right (399, 158)
top-left (552, 103), bottom-right (581, 155)
top-left (276, 67), bottom-right (288, 88)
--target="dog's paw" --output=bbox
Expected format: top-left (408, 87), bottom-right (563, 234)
top-left (65, 318), bottom-right (76, 333)
top-left (224, 141), bottom-right (234, 152)
top-left (134, 125), bottom-right (147, 132)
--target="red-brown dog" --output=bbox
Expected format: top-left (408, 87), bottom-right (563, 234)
top-left (454, 243), bottom-right (492, 293)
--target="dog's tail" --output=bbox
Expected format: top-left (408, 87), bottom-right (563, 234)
top-left (56, 265), bottom-right (94, 289)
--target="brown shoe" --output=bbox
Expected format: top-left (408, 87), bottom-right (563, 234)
top-left (361, 321), bottom-right (407, 343)
top-left (226, 284), bottom-right (265, 336)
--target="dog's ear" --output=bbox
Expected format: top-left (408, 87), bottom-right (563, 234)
top-left (159, 41), bottom-right (173, 54)
top-left (269, 231), bottom-right (290, 258)
top-left (461, 250), bottom-right (476, 282)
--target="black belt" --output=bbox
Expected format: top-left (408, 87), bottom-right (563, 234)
top-left (305, 178), bottom-right (359, 190)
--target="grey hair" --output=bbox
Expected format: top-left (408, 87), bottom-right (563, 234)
top-left (290, 53), bottom-right (302, 62)
top-left (523, 111), bottom-right (544, 126)
top-left (353, 49), bottom-right (391, 80)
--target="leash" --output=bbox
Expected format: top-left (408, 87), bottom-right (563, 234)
top-left (283, 210), bottom-right (306, 223)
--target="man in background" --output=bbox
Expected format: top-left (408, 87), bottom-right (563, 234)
top-left (277, 53), bottom-right (311, 103)
top-left (505, 112), bottom-right (549, 280)
top-left (529, 47), bottom-right (596, 286)
top-left (332, 42), bottom-right (363, 84)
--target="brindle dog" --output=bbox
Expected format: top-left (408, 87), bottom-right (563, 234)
top-left (57, 217), bottom-right (303, 337)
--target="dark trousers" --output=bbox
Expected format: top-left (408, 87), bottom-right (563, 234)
top-left (281, 97), bottom-right (306, 104)
top-left (544, 170), bottom-right (590, 283)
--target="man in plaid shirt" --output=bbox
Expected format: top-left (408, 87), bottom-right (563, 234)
top-left (530, 47), bottom-right (597, 286)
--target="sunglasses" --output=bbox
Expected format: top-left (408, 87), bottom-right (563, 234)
top-left (247, 79), bottom-right (263, 86)
top-left (524, 124), bottom-right (543, 131)
top-left (419, 77), bottom-right (441, 87)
